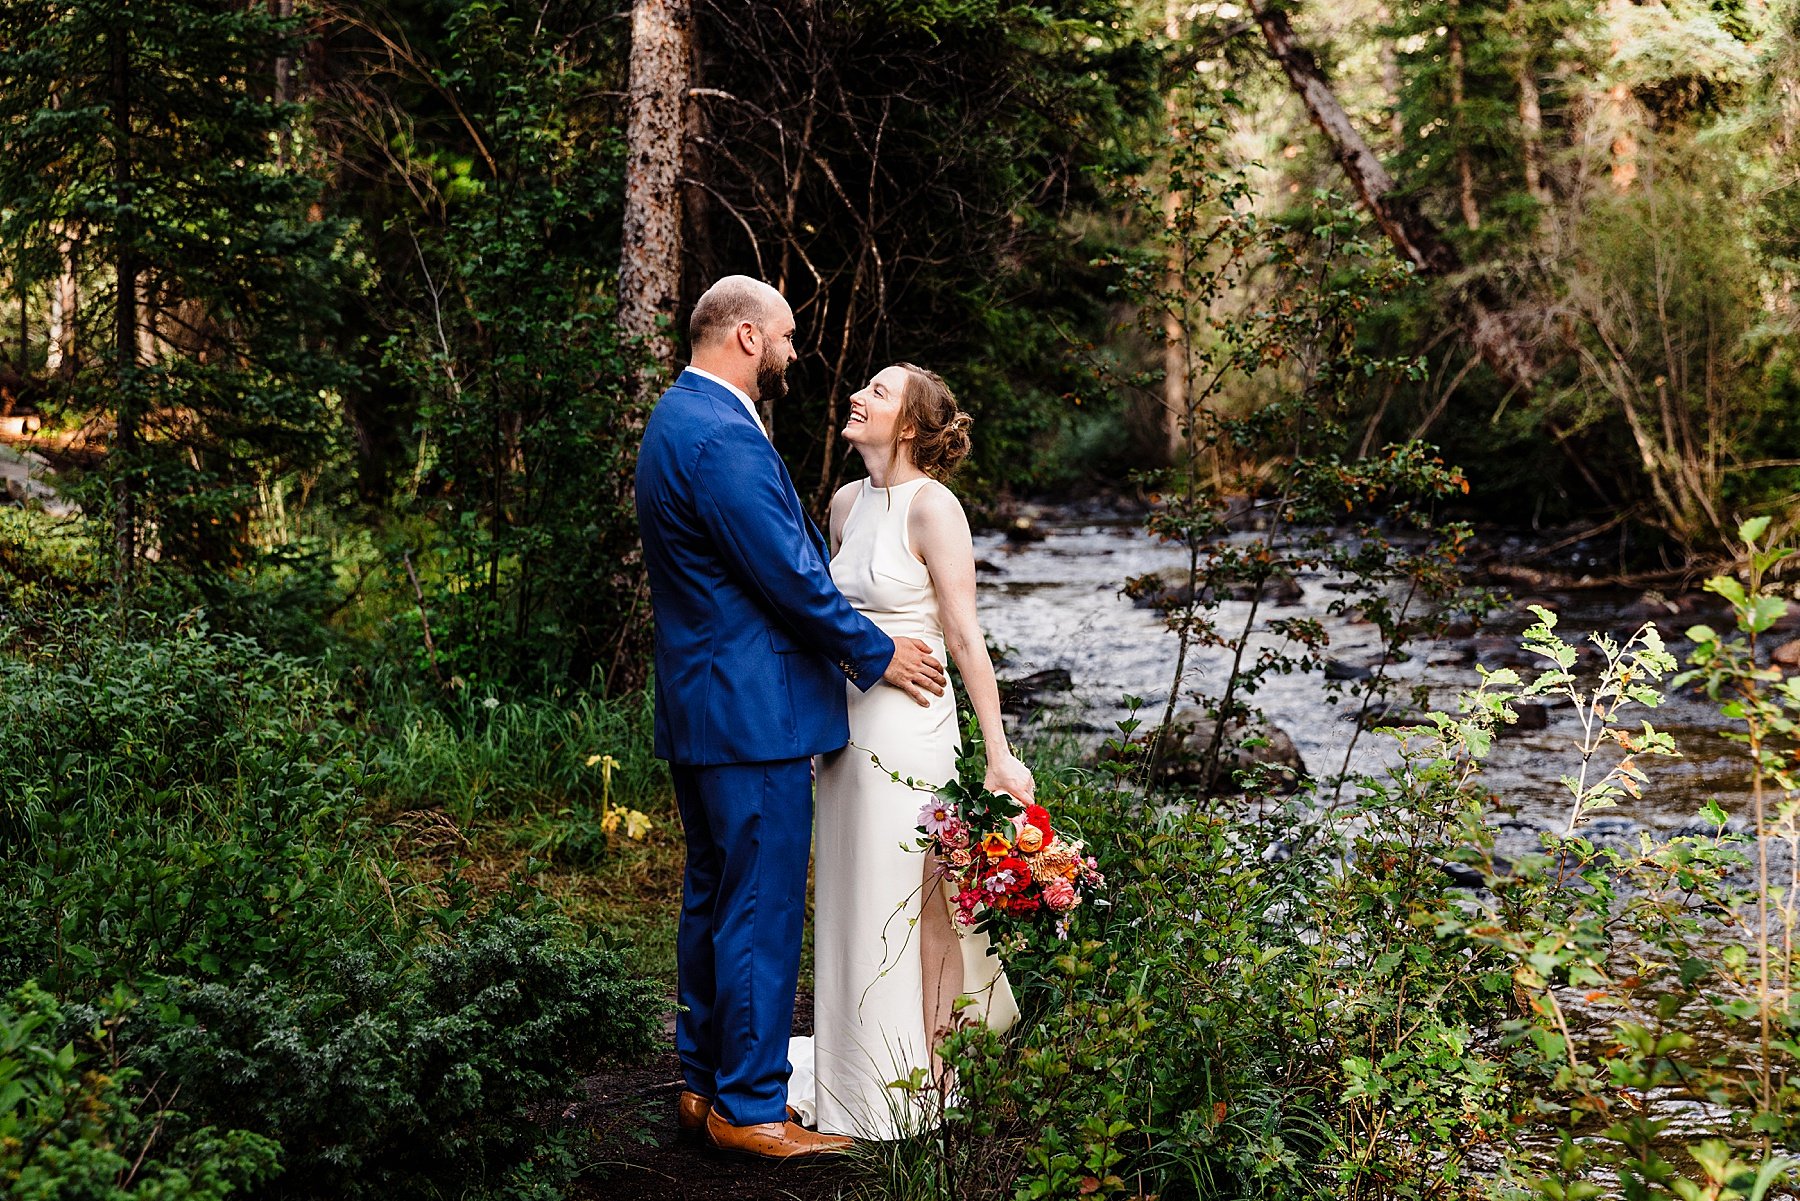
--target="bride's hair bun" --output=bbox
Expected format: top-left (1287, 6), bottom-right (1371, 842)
top-left (895, 362), bottom-right (972, 480)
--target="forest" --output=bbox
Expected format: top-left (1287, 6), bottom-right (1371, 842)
top-left (5, 0), bottom-right (1800, 1198)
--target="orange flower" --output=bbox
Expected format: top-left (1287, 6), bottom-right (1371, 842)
top-left (1015, 825), bottom-right (1045, 853)
top-left (979, 831), bottom-right (1013, 860)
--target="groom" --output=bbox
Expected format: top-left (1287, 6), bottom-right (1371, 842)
top-left (635, 276), bottom-right (946, 1160)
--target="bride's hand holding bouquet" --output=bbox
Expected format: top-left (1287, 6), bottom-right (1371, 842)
top-left (916, 755), bottom-right (1103, 941)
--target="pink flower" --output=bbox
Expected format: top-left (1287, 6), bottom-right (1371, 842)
top-left (940, 820), bottom-right (971, 850)
top-left (946, 847), bottom-right (974, 870)
top-left (918, 799), bottom-right (958, 838)
top-left (1042, 879), bottom-right (1079, 913)
top-left (953, 888), bottom-right (983, 925)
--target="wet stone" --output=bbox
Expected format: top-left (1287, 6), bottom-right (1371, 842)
top-left (1004, 516), bottom-right (1046, 544)
top-left (1147, 709), bottom-right (1308, 794)
top-left (1346, 701), bottom-right (1431, 730)
top-left (999, 668), bottom-right (1075, 715)
top-left (1430, 642), bottom-right (1478, 666)
top-left (1442, 612), bottom-right (1479, 638)
top-left (1773, 638), bottom-right (1800, 670)
top-left (1502, 700), bottom-right (1551, 733)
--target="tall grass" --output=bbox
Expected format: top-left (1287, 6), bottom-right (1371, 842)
top-left (369, 681), bottom-right (668, 821)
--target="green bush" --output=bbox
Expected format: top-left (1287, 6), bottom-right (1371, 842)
top-left (0, 611), bottom-right (665, 1199)
top-left (0, 983), bottom-right (279, 1201)
top-left (915, 754), bottom-right (1509, 1201)
top-left (0, 610), bottom-right (386, 990)
top-left (0, 509), bottom-right (104, 632)
top-left (895, 540), bottom-right (1800, 1201)
top-left (144, 910), bottom-right (660, 1200)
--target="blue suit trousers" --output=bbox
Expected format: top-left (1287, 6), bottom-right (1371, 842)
top-left (670, 757), bottom-right (813, 1126)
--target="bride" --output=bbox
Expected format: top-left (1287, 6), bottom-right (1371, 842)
top-left (788, 362), bottom-right (1034, 1141)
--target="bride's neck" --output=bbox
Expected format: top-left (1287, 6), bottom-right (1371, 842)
top-left (860, 445), bottom-right (923, 490)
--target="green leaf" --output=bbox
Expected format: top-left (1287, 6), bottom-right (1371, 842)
top-left (1750, 595), bottom-right (1787, 633)
top-left (1708, 576), bottom-right (1749, 609)
top-left (1749, 1156), bottom-right (1796, 1201)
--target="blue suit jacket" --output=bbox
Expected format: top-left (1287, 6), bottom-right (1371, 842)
top-left (636, 369), bottom-right (895, 765)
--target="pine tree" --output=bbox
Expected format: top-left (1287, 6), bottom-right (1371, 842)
top-left (0, 0), bottom-right (348, 596)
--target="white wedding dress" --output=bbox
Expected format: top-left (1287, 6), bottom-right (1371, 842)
top-left (787, 477), bottom-right (1018, 1140)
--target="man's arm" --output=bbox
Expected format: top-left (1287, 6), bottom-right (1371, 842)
top-left (692, 424), bottom-right (941, 699)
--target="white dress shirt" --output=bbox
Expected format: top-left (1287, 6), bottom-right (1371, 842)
top-left (686, 365), bottom-right (767, 438)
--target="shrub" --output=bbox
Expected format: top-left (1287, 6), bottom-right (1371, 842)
top-left (898, 533), bottom-right (1800, 1200)
top-left (0, 609), bottom-right (389, 991)
top-left (0, 982), bottom-right (280, 1201)
top-left (0, 610), bottom-right (666, 1199)
top-left (143, 910), bottom-right (660, 1200)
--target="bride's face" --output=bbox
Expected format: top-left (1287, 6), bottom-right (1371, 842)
top-left (843, 365), bottom-right (913, 453)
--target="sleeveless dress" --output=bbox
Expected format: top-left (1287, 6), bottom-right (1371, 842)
top-left (787, 477), bottom-right (1019, 1140)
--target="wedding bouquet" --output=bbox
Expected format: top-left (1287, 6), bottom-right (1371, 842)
top-left (916, 788), bottom-right (1103, 938)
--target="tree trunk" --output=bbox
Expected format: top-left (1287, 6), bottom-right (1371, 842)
top-left (619, 0), bottom-right (690, 404)
top-left (1249, 0), bottom-right (1539, 393)
top-left (680, 5), bottom-right (709, 315)
top-left (274, 0), bottom-right (294, 168)
top-left (1448, 0), bottom-right (1480, 229)
top-left (46, 224), bottom-right (76, 378)
top-left (1607, 83), bottom-right (1637, 190)
top-left (1517, 55), bottom-right (1549, 204)
top-left (1604, 0), bottom-right (1636, 191)
top-left (1379, 6), bottom-right (1404, 144)
top-left (1508, 0), bottom-right (1550, 206)
top-left (1162, 0), bottom-right (1189, 465)
top-left (110, 21), bottom-right (138, 601)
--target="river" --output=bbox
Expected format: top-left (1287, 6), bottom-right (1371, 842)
top-left (974, 502), bottom-right (1762, 851)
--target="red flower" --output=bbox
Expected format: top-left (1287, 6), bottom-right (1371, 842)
top-left (1023, 804), bottom-right (1054, 843)
top-left (993, 856), bottom-right (1032, 891)
top-left (1005, 894), bottom-right (1042, 916)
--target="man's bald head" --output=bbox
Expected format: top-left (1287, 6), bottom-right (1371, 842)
top-left (689, 275), bottom-right (789, 349)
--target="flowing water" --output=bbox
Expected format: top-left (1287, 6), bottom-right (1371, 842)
top-left (974, 501), bottom-right (1760, 848)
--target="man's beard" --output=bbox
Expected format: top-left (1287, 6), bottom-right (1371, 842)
top-left (756, 344), bottom-right (789, 404)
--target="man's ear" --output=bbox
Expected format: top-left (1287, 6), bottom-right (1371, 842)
top-left (734, 322), bottom-right (759, 356)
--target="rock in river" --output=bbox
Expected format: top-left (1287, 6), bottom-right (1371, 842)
top-left (1124, 567), bottom-right (1305, 610)
top-left (999, 668), bottom-right (1074, 714)
top-left (1148, 708), bottom-right (1307, 794)
top-left (1498, 700), bottom-right (1550, 734)
top-left (1774, 638), bottom-right (1800, 670)
top-left (1004, 515), bottom-right (1046, 544)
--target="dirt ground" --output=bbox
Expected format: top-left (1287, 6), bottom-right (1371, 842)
top-left (565, 992), bottom-right (865, 1201)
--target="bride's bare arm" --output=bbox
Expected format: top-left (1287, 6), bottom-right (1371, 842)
top-left (910, 483), bottom-right (1035, 803)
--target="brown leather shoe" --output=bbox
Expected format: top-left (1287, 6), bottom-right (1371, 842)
top-left (678, 1091), bottom-right (802, 1132)
top-left (677, 1090), bottom-right (711, 1132)
top-left (704, 1108), bottom-right (853, 1160)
